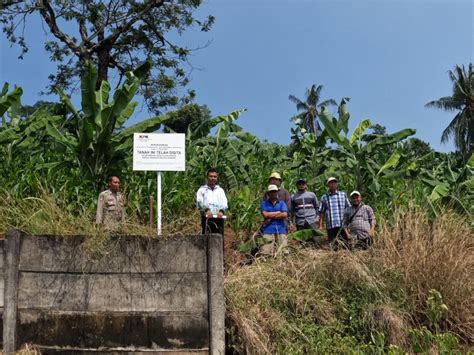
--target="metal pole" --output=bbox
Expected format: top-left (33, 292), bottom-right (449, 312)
top-left (149, 193), bottom-right (154, 230)
top-left (157, 172), bottom-right (162, 235)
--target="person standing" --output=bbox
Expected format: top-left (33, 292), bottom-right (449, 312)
top-left (263, 172), bottom-right (292, 228)
top-left (343, 191), bottom-right (376, 250)
top-left (96, 175), bottom-right (125, 230)
top-left (291, 178), bottom-right (319, 230)
top-left (318, 177), bottom-right (351, 248)
top-left (260, 184), bottom-right (289, 256)
top-left (196, 168), bottom-right (228, 235)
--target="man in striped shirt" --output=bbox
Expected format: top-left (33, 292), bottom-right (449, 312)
top-left (318, 177), bottom-right (351, 247)
top-left (343, 191), bottom-right (376, 250)
top-left (291, 178), bottom-right (319, 230)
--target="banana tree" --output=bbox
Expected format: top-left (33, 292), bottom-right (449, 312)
top-left (186, 109), bottom-right (266, 190)
top-left (0, 83), bottom-right (22, 126)
top-left (420, 153), bottom-right (473, 219)
top-left (45, 60), bottom-right (173, 190)
top-left (315, 105), bottom-right (416, 194)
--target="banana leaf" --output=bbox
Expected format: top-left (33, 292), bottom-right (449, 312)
top-left (288, 228), bottom-right (325, 242)
top-left (350, 119), bottom-right (372, 145)
top-left (238, 236), bottom-right (272, 253)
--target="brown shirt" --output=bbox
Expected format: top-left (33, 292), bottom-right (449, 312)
top-left (96, 189), bottom-right (125, 229)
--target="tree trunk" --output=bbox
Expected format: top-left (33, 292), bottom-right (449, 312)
top-left (96, 47), bottom-right (110, 90)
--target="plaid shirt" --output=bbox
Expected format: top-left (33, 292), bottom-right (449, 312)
top-left (344, 204), bottom-right (376, 239)
top-left (319, 191), bottom-right (350, 229)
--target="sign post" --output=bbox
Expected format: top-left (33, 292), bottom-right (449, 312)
top-left (157, 172), bottom-right (162, 235)
top-left (133, 133), bottom-right (186, 235)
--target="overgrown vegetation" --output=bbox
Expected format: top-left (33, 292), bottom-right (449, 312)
top-left (1, 62), bottom-right (473, 352)
top-left (226, 209), bottom-right (473, 353)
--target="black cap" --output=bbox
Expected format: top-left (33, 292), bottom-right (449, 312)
top-left (296, 178), bottom-right (307, 184)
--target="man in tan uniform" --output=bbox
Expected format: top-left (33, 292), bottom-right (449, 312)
top-left (96, 175), bottom-right (125, 230)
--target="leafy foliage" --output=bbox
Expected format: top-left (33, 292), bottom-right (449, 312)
top-left (289, 84), bottom-right (337, 137)
top-left (1, 0), bottom-right (214, 112)
top-left (425, 63), bottom-right (474, 161)
top-left (0, 64), bottom-right (473, 353)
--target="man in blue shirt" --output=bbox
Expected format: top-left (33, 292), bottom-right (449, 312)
top-left (318, 177), bottom-right (351, 248)
top-left (260, 184), bottom-right (288, 256)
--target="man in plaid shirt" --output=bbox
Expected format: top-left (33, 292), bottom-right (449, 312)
top-left (318, 177), bottom-right (351, 247)
top-left (343, 191), bottom-right (376, 250)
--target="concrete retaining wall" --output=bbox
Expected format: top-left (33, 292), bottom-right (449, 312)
top-left (0, 230), bottom-right (224, 354)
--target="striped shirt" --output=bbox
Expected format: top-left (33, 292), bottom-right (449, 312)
top-left (319, 191), bottom-right (350, 229)
top-left (291, 191), bottom-right (319, 226)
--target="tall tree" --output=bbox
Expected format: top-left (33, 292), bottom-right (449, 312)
top-left (425, 64), bottom-right (474, 161)
top-left (289, 84), bottom-right (336, 136)
top-left (1, 0), bottom-right (214, 113)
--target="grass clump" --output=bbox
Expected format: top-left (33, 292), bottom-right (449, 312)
top-left (0, 189), bottom-right (201, 237)
top-left (374, 207), bottom-right (474, 343)
top-left (225, 208), bottom-right (473, 353)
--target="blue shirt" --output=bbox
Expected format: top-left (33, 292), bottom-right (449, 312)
top-left (260, 199), bottom-right (288, 234)
top-left (318, 191), bottom-right (350, 229)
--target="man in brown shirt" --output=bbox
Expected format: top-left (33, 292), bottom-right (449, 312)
top-left (263, 172), bottom-right (291, 211)
top-left (96, 175), bottom-right (125, 230)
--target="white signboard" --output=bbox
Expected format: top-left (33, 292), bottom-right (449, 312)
top-left (133, 133), bottom-right (185, 171)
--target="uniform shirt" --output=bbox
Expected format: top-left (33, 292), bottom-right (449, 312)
top-left (96, 189), bottom-right (125, 227)
top-left (260, 199), bottom-right (288, 235)
top-left (291, 191), bottom-right (319, 226)
top-left (318, 191), bottom-right (350, 229)
top-left (196, 184), bottom-right (228, 216)
top-left (344, 204), bottom-right (376, 240)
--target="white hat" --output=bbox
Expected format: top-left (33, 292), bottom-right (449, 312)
top-left (267, 184), bottom-right (279, 192)
top-left (269, 172), bottom-right (282, 180)
top-left (350, 190), bottom-right (361, 197)
top-left (327, 177), bottom-right (338, 184)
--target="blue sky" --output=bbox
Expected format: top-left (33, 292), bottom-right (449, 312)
top-left (1, 0), bottom-right (472, 152)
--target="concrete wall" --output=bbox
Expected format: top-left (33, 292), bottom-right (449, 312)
top-left (0, 230), bottom-right (224, 354)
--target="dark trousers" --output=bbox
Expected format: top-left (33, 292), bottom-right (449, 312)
top-left (354, 236), bottom-right (373, 250)
top-left (201, 216), bottom-right (225, 236)
top-left (327, 227), bottom-right (350, 249)
top-left (296, 222), bottom-right (318, 231)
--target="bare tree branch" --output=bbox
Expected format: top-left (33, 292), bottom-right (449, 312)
top-left (35, 0), bottom-right (86, 60)
top-left (91, 0), bottom-right (166, 53)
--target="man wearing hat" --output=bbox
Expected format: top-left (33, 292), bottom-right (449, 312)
top-left (263, 172), bottom-right (292, 213)
top-left (318, 177), bottom-right (351, 247)
top-left (260, 184), bottom-right (289, 255)
top-left (291, 178), bottom-right (319, 230)
top-left (343, 191), bottom-right (376, 250)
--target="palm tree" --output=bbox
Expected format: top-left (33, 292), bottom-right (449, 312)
top-left (425, 64), bottom-right (473, 161)
top-left (289, 84), bottom-right (337, 136)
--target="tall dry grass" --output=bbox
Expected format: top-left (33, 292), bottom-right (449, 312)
top-left (374, 207), bottom-right (474, 343)
top-left (225, 208), bottom-right (473, 353)
top-left (226, 251), bottom-right (342, 354)
top-left (0, 190), bottom-right (202, 237)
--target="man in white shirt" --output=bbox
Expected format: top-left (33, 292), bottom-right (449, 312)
top-left (196, 168), bottom-right (228, 235)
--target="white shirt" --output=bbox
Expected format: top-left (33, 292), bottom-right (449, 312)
top-left (196, 184), bottom-right (228, 215)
